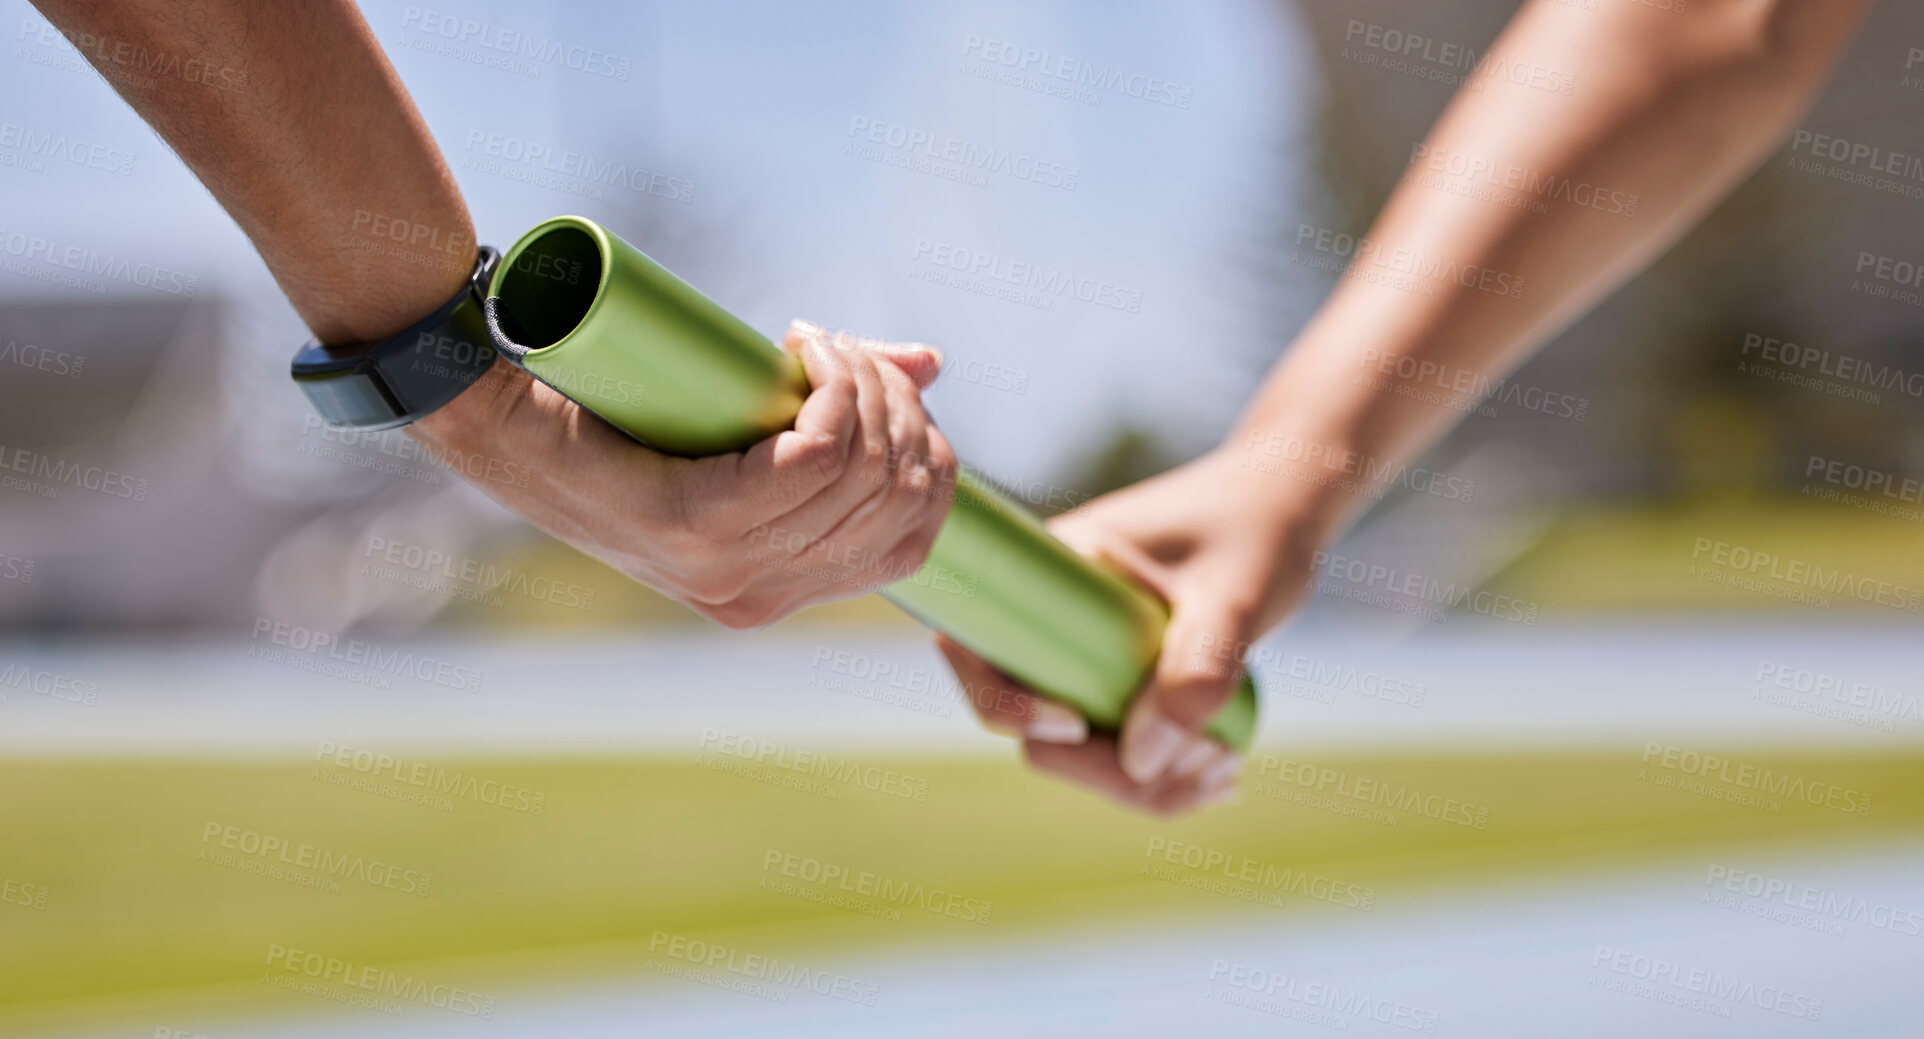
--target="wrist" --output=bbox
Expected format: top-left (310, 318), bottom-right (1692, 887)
top-left (1220, 308), bottom-right (1452, 549)
top-left (1173, 444), bottom-right (1339, 631)
top-left (408, 356), bottom-right (521, 452)
top-left (291, 244), bottom-right (499, 432)
top-left (281, 205), bottom-right (478, 345)
top-left (1209, 421), bottom-right (1370, 552)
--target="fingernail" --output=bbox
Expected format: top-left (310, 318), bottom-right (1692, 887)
top-left (1026, 701), bottom-right (1088, 744)
top-left (789, 318), bottom-right (824, 339)
top-left (978, 715), bottom-right (1024, 739)
top-left (1199, 754), bottom-right (1243, 792)
top-left (798, 337), bottom-right (830, 368)
top-left (1121, 709), bottom-right (1189, 784)
top-left (1169, 739), bottom-right (1219, 779)
top-left (910, 342), bottom-right (945, 368)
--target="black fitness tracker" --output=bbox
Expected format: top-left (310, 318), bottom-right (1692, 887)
top-left (289, 245), bottom-right (501, 431)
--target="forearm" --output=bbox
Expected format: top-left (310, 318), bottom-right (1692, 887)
top-left (1232, 0), bottom-right (1873, 544)
top-left (31, 0), bottom-right (473, 344)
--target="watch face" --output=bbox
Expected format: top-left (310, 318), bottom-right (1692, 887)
top-left (384, 323), bottom-right (497, 414)
top-left (293, 368), bottom-right (405, 430)
top-left (288, 247), bottom-right (499, 431)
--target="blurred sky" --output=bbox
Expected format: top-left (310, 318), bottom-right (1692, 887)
top-left (0, 0), bottom-right (1317, 476)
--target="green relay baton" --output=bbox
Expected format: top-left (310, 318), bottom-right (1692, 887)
top-left (482, 215), bottom-right (1256, 749)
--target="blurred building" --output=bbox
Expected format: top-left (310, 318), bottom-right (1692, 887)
top-left (5, 0), bottom-right (1924, 634)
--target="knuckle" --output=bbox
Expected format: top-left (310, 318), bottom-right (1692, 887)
top-left (1218, 584), bottom-right (1270, 624)
top-left (933, 442), bottom-right (959, 477)
top-left (672, 499), bottom-right (737, 556)
top-left (840, 570), bottom-right (892, 598)
top-left (1019, 743), bottom-right (1078, 784)
top-left (885, 533), bottom-right (937, 576)
top-left (789, 431), bottom-right (849, 484)
top-left (683, 567), bottom-right (750, 606)
top-left (815, 346), bottom-right (857, 384)
top-left (814, 448), bottom-right (852, 486)
top-left (872, 356), bottom-right (913, 389)
top-left (704, 599), bottom-right (776, 631)
top-left (897, 460), bottom-right (935, 500)
top-left (924, 435), bottom-right (959, 482)
top-left (1163, 680), bottom-right (1233, 727)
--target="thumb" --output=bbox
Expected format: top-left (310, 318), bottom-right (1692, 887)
top-left (1118, 596), bottom-right (1252, 784)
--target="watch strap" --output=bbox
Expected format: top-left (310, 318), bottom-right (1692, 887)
top-left (290, 246), bottom-right (500, 430)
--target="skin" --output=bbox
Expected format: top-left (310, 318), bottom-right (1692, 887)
top-left (945, 0), bottom-right (1880, 814)
top-left (30, 0), bottom-right (956, 630)
top-left (28, 0), bottom-right (1883, 814)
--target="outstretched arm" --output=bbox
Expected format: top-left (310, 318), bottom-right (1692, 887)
top-left (30, 0), bottom-right (474, 343)
top-left (1236, 0), bottom-right (1878, 542)
top-left (943, 0), bottom-right (1878, 814)
top-left (31, 0), bottom-right (957, 629)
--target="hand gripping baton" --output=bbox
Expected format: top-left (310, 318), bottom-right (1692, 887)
top-left (482, 216), bottom-right (1256, 749)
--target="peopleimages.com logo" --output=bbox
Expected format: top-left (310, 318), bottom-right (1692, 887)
top-left (0, 338), bottom-right (85, 378)
top-left (463, 130), bottom-right (693, 203)
top-left (249, 618), bottom-right (484, 692)
top-left (958, 34), bottom-right (1193, 108)
top-left (846, 117), bottom-right (1079, 191)
top-left (648, 930), bottom-right (881, 1006)
top-left (199, 821), bottom-right (432, 896)
top-left (1688, 536), bottom-right (1922, 612)
top-left (263, 943), bottom-right (496, 1018)
top-left (0, 120), bottom-right (135, 176)
top-left (0, 228), bottom-right (199, 296)
top-left (312, 742), bottom-right (547, 815)
top-left (0, 662), bottom-right (98, 706)
top-left (1, 875), bottom-right (48, 911)
top-left (1590, 945), bottom-right (1824, 1021)
top-left (1639, 742), bottom-right (1872, 816)
top-left (0, 443), bottom-right (148, 501)
top-left (400, 7), bottom-right (632, 79)
top-left (909, 238), bottom-right (1143, 313)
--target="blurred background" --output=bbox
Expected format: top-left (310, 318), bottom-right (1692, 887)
top-left (1, 0), bottom-right (1921, 1036)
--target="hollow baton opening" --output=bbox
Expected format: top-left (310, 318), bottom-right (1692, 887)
top-left (488, 216), bottom-right (609, 352)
